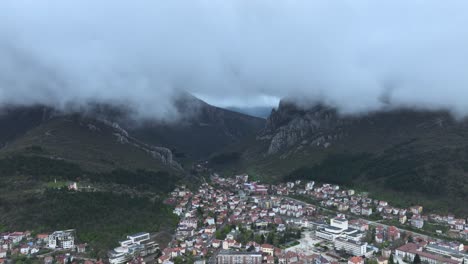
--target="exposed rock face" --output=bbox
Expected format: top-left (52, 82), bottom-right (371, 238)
top-left (259, 100), bottom-right (347, 155)
top-left (99, 119), bottom-right (182, 170)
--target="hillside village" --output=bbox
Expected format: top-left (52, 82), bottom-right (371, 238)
top-left (2, 173), bottom-right (467, 264)
top-left (0, 229), bottom-right (94, 264)
top-left (147, 173), bottom-right (468, 264)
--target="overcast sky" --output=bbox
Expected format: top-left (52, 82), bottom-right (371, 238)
top-left (1, 1), bottom-right (468, 119)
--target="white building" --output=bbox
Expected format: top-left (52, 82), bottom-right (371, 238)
top-left (48, 230), bottom-right (75, 249)
top-left (331, 217), bottom-right (348, 230)
top-left (315, 216), bottom-right (358, 241)
top-left (108, 232), bottom-right (150, 264)
top-left (334, 238), bottom-right (367, 256)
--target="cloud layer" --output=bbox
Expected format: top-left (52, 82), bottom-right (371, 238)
top-left (1, 1), bottom-right (468, 118)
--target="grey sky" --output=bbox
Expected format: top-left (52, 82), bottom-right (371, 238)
top-left (1, 1), bottom-right (468, 119)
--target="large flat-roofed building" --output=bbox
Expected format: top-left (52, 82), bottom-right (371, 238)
top-left (315, 216), bottom-right (358, 241)
top-left (127, 232), bottom-right (150, 244)
top-left (217, 250), bottom-right (262, 264)
top-left (334, 238), bottom-right (367, 256)
top-left (395, 243), bottom-right (461, 264)
top-left (425, 243), bottom-right (468, 261)
top-left (108, 232), bottom-right (155, 264)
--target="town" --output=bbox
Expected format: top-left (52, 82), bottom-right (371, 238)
top-left (2, 174), bottom-right (467, 264)
top-left (155, 173), bottom-right (467, 264)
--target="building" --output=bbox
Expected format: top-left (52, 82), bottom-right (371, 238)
top-left (410, 218), bottom-right (424, 229)
top-left (216, 250), bottom-right (262, 264)
top-left (409, 206), bottom-right (423, 215)
top-left (348, 256), bottom-right (364, 264)
top-left (108, 232), bottom-right (154, 264)
top-left (125, 233), bottom-right (150, 245)
top-left (316, 217), bottom-right (358, 242)
top-left (387, 226), bottom-right (400, 241)
top-left (108, 244), bottom-right (144, 264)
top-left (395, 243), bottom-right (460, 264)
top-left (334, 238), bottom-right (367, 256)
top-left (425, 243), bottom-right (468, 262)
top-left (48, 230), bottom-right (75, 249)
top-left (331, 217), bottom-right (348, 230)
top-left (261, 244), bottom-right (274, 256)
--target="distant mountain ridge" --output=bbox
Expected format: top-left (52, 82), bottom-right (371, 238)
top-left (221, 99), bottom-right (468, 215)
top-left (0, 94), bottom-right (265, 170)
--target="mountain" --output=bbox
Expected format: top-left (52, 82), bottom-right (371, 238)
top-left (226, 106), bottom-right (274, 118)
top-left (127, 94), bottom-right (266, 160)
top-left (219, 99), bottom-right (468, 215)
top-left (0, 106), bottom-right (182, 172)
top-left (0, 94), bottom-right (265, 253)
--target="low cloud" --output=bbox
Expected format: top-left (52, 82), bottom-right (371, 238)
top-left (1, 1), bottom-right (468, 119)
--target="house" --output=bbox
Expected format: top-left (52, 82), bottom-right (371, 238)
top-left (30, 247), bottom-right (39, 255)
top-left (411, 217), bottom-right (424, 229)
top-left (9, 232), bottom-right (24, 243)
top-left (0, 250), bottom-right (6, 258)
top-left (410, 205), bottom-right (423, 215)
top-left (212, 239), bottom-right (221, 248)
top-left (20, 245), bottom-right (30, 255)
top-left (348, 256), bottom-right (364, 264)
top-left (261, 244), bottom-right (275, 256)
top-left (399, 215), bottom-right (407, 224)
top-left (36, 234), bottom-right (49, 243)
top-left (77, 244), bottom-right (87, 253)
top-left (361, 207), bottom-right (373, 216)
top-left (387, 226), bottom-right (400, 241)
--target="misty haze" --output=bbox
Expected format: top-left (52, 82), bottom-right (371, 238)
top-left (0, 2), bottom-right (467, 264)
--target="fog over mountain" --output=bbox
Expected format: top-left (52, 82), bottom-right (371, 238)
top-left (1, 1), bottom-right (468, 119)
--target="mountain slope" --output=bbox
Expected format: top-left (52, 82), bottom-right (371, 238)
top-left (127, 94), bottom-right (266, 159)
top-left (223, 100), bottom-right (468, 215)
top-left (0, 107), bottom-right (181, 172)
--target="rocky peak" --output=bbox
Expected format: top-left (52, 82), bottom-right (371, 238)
top-left (259, 100), bottom-right (346, 155)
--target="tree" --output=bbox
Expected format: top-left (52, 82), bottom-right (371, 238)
top-left (413, 254), bottom-right (421, 264)
top-left (389, 254), bottom-right (395, 264)
top-left (296, 230), bottom-right (302, 239)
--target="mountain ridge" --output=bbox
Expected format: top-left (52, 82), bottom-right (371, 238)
top-left (216, 100), bottom-right (468, 215)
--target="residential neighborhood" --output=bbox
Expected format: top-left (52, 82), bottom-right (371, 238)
top-left (0, 229), bottom-right (97, 264)
top-left (2, 173), bottom-right (466, 264)
top-left (150, 173), bottom-right (468, 264)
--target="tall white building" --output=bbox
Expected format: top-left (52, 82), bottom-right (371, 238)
top-left (48, 230), bottom-right (75, 249)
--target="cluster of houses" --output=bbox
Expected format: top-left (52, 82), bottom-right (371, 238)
top-left (159, 176), bottom-right (337, 263)
top-left (156, 173), bottom-right (468, 264)
top-left (278, 180), bottom-right (468, 238)
top-left (0, 229), bottom-right (89, 263)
